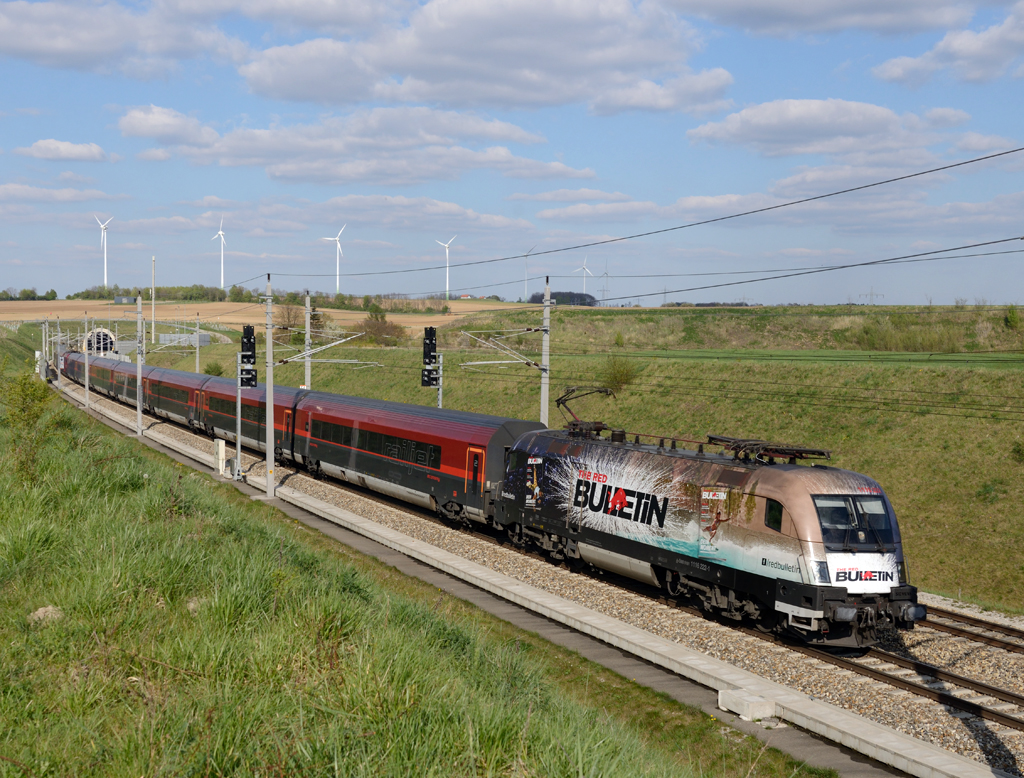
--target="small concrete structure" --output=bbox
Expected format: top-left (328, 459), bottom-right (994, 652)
top-left (719, 689), bottom-right (776, 722)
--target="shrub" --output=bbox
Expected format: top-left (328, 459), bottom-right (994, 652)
top-left (0, 361), bottom-right (55, 478)
top-left (358, 311), bottom-right (406, 346)
top-left (600, 355), bottom-right (640, 392)
top-left (1005, 305), bottom-right (1021, 331)
top-left (203, 361), bottom-right (224, 376)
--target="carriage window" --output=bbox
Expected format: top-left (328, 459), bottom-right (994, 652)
top-left (765, 499), bottom-right (783, 532)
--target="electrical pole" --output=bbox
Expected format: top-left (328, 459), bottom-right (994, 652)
top-left (236, 351), bottom-right (242, 480)
top-left (437, 353), bottom-right (444, 409)
top-left (304, 292), bottom-right (311, 390)
top-left (264, 275), bottom-right (275, 498)
top-left (56, 319), bottom-right (61, 390)
top-left (540, 277), bottom-right (550, 427)
top-left (195, 312), bottom-right (200, 373)
top-left (151, 256), bottom-right (156, 344)
top-left (136, 293), bottom-right (143, 436)
top-left (84, 316), bottom-right (90, 411)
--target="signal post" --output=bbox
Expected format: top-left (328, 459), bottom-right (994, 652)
top-left (421, 326), bottom-right (442, 408)
top-left (237, 324), bottom-right (257, 480)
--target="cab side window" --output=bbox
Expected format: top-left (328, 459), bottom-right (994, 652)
top-left (765, 499), bottom-right (783, 532)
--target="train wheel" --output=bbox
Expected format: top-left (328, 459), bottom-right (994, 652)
top-left (507, 523), bottom-right (525, 547)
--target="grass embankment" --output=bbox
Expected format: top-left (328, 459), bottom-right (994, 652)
top-left (135, 303), bottom-right (1024, 614)
top-left (0, 361), bottom-right (827, 777)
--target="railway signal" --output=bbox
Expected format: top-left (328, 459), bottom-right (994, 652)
top-left (240, 324), bottom-right (257, 388)
top-left (421, 326), bottom-right (443, 407)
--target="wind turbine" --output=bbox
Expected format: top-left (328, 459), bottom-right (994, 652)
top-left (95, 216), bottom-right (112, 288)
top-left (574, 255), bottom-right (593, 296)
top-left (524, 245), bottom-right (536, 302)
top-left (436, 235), bottom-right (456, 301)
top-left (211, 217), bottom-right (226, 290)
top-left (322, 225), bottom-right (346, 294)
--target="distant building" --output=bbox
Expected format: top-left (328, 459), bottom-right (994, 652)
top-left (113, 296), bottom-right (136, 305)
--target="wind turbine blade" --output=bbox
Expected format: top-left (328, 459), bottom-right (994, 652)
top-left (322, 237), bottom-right (334, 241)
top-left (95, 215), bottom-right (102, 227)
top-left (212, 234), bottom-right (219, 240)
top-left (219, 216), bottom-right (223, 230)
top-left (338, 224), bottom-right (346, 237)
top-left (436, 240), bottom-right (445, 247)
top-left (102, 217), bottom-right (113, 227)
top-left (449, 235), bottom-right (457, 244)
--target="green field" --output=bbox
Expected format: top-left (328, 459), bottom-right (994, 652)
top-left (0, 334), bottom-right (829, 777)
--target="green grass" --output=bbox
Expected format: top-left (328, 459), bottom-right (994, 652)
top-left (0, 360), bottom-right (829, 777)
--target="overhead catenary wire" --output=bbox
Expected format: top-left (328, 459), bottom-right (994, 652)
top-left (267, 145), bottom-right (1024, 279)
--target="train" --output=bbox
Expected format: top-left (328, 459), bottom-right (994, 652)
top-left (59, 351), bottom-right (925, 647)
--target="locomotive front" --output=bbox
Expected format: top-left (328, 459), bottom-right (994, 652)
top-left (753, 464), bottom-right (926, 644)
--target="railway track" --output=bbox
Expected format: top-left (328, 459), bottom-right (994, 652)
top-left (921, 606), bottom-right (1024, 655)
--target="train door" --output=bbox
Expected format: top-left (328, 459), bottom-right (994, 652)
top-left (281, 409), bottom-right (293, 456)
top-left (465, 446), bottom-right (485, 497)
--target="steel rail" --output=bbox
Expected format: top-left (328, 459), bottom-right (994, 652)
top-left (789, 644), bottom-right (1024, 732)
top-left (865, 648), bottom-right (1024, 708)
top-left (921, 608), bottom-right (1024, 655)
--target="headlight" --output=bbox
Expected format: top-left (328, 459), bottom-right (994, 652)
top-left (811, 561), bottom-right (831, 584)
top-left (897, 561), bottom-right (909, 584)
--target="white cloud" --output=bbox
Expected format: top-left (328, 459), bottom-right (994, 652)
top-left (0, 183), bottom-right (116, 202)
top-left (240, 0), bottom-right (733, 113)
top-left (137, 148), bottom-right (172, 161)
top-left (509, 188), bottom-right (632, 202)
top-left (873, 2), bottom-right (1024, 84)
top-left (58, 171), bottom-right (95, 184)
top-left (664, 0), bottom-right (974, 35)
top-left (14, 139), bottom-right (108, 161)
top-left (119, 105), bottom-right (592, 185)
top-left (119, 105), bottom-right (220, 146)
top-left (924, 107), bottom-right (971, 127)
top-left (687, 99), bottom-right (933, 161)
top-left (956, 131), bottom-right (1016, 151)
top-left (0, 1), bottom-right (248, 74)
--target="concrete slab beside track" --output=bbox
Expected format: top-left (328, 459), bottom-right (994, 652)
top-left (58, 382), bottom-right (1013, 778)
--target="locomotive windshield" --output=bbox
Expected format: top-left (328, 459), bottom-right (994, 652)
top-left (812, 494), bottom-right (896, 551)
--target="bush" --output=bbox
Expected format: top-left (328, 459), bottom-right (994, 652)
top-left (1005, 305), bottom-right (1021, 331)
top-left (359, 311), bottom-right (406, 346)
top-left (0, 361), bottom-right (55, 479)
top-left (600, 355), bottom-right (641, 392)
top-left (203, 361), bottom-right (224, 376)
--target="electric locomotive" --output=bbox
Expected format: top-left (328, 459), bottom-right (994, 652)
top-left (58, 352), bottom-right (924, 646)
top-left (493, 424), bottom-right (925, 646)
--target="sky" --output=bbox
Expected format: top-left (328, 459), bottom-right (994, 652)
top-left (0, 0), bottom-right (1022, 306)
